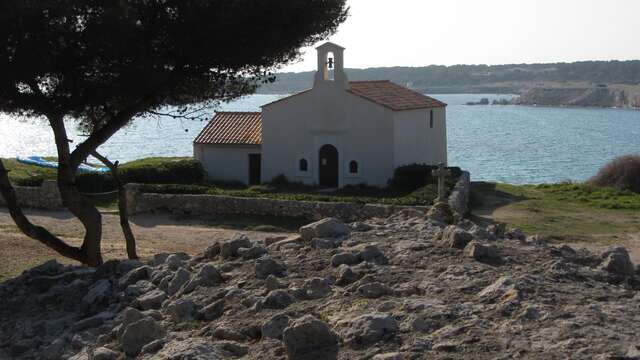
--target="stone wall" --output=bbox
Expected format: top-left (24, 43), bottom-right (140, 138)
top-left (448, 171), bottom-right (471, 216)
top-left (125, 184), bottom-right (430, 222)
top-left (0, 180), bottom-right (63, 209)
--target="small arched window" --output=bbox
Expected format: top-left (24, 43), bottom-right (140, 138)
top-left (429, 109), bottom-right (434, 128)
top-left (299, 159), bottom-right (308, 172)
top-left (349, 160), bottom-right (359, 174)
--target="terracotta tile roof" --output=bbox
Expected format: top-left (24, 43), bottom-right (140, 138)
top-left (348, 80), bottom-right (446, 111)
top-left (194, 112), bottom-right (262, 145)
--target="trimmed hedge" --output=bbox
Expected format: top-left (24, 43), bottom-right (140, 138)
top-left (119, 157), bottom-right (205, 185)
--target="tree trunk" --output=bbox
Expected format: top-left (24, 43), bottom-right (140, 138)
top-left (49, 115), bottom-right (104, 266)
top-left (91, 151), bottom-right (138, 259)
top-left (0, 160), bottom-right (88, 264)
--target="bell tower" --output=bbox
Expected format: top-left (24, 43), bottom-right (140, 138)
top-left (313, 42), bottom-right (349, 89)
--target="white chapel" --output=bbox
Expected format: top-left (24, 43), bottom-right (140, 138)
top-left (194, 42), bottom-right (448, 188)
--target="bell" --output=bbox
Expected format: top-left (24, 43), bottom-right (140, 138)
top-left (327, 57), bottom-right (334, 69)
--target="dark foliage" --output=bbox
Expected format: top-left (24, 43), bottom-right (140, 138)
top-left (589, 155), bottom-right (640, 193)
top-left (0, 0), bottom-right (348, 124)
top-left (0, 0), bottom-right (348, 265)
top-left (389, 164), bottom-right (462, 191)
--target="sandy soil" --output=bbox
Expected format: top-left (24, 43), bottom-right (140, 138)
top-left (0, 208), bottom-right (288, 280)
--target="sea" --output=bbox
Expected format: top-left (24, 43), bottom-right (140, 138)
top-left (1, 94), bottom-right (639, 185)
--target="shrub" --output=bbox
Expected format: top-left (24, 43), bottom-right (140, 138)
top-left (589, 155), bottom-right (640, 193)
top-left (76, 172), bottom-right (115, 193)
top-left (119, 157), bottom-right (205, 185)
top-left (388, 164), bottom-right (461, 191)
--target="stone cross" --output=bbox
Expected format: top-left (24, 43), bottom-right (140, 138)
top-left (431, 163), bottom-right (450, 203)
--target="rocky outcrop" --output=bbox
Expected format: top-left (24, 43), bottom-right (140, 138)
top-left (0, 214), bottom-right (639, 359)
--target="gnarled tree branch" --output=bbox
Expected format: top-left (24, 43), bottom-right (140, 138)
top-left (91, 151), bottom-right (138, 260)
top-left (0, 160), bottom-right (87, 263)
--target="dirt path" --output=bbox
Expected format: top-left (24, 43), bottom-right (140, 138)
top-left (0, 208), bottom-right (289, 281)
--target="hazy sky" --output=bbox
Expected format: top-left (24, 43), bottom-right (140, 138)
top-left (283, 0), bottom-right (640, 72)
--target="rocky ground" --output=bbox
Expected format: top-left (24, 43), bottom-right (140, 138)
top-left (1, 205), bottom-right (639, 360)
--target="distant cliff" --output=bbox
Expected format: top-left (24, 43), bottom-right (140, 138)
top-left (513, 86), bottom-right (640, 108)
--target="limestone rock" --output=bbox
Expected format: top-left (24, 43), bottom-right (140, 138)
top-left (426, 202), bottom-right (453, 224)
top-left (373, 353), bottom-right (404, 360)
top-left (440, 226), bottom-right (473, 249)
top-left (152, 338), bottom-right (226, 359)
top-left (255, 257), bottom-right (287, 279)
top-left (331, 252), bottom-right (360, 267)
top-left (137, 289), bottom-right (167, 311)
top-left (199, 299), bottom-right (225, 321)
top-left (194, 263), bottom-right (224, 287)
top-left (204, 242), bottom-right (221, 259)
top-left (350, 222), bottom-right (373, 232)
top-left (282, 315), bottom-right (340, 360)
top-left (92, 347), bottom-right (119, 360)
top-left (358, 245), bottom-right (388, 265)
top-left (140, 339), bottom-right (165, 355)
top-left (311, 238), bottom-right (339, 249)
top-left (82, 279), bottom-right (112, 307)
top-left (300, 218), bottom-right (351, 241)
top-left (165, 298), bottom-right (195, 322)
top-left (120, 317), bottom-right (165, 356)
top-left (263, 290), bottom-right (295, 309)
top-left (477, 276), bottom-right (522, 304)
top-left (265, 275), bottom-right (287, 291)
top-left (238, 246), bottom-right (268, 260)
top-left (221, 233), bottom-right (252, 258)
top-left (344, 313), bottom-right (398, 348)
top-left (336, 265), bottom-right (360, 286)
top-left (118, 266), bottom-right (151, 289)
top-left (262, 314), bottom-right (290, 340)
top-left (357, 282), bottom-right (393, 299)
top-left (165, 254), bottom-right (185, 271)
top-left (301, 277), bottom-right (332, 299)
top-left (599, 247), bottom-right (635, 277)
top-left (167, 268), bottom-right (191, 295)
top-left (464, 241), bottom-right (501, 263)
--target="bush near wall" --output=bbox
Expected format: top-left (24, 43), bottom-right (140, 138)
top-left (5, 157), bottom-right (206, 193)
top-left (388, 164), bottom-right (462, 192)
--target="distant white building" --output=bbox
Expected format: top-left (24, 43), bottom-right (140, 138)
top-left (194, 42), bottom-right (447, 187)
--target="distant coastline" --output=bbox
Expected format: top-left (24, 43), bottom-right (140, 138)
top-left (259, 60), bottom-right (640, 109)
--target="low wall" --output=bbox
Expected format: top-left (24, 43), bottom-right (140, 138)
top-left (448, 171), bottom-right (471, 216)
top-left (0, 180), bottom-right (63, 210)
top-left (125, 184), bottom-right (430, 222)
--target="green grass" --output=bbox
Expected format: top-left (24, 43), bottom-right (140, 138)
top-left (536, 182), bottom-right (640, 210)
top-left (470, 181), bottom-right (640, 245)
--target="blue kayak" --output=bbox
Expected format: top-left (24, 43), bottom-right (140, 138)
top-left (16, 156), bottom-right (110, 174)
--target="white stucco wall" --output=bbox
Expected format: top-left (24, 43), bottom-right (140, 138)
top-left (261, 85), bottom-right (396, 188)
top-left (393, 107), bottom-right (447, 168)
top-left (194, 143), bottom-right (261, 185)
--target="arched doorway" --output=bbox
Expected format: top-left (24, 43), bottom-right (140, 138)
top-left (319, 144), bottom-right (339, 188)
